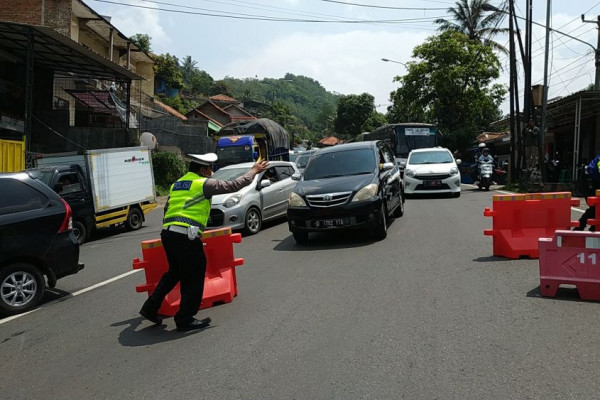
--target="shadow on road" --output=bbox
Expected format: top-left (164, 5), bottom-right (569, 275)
top-left (472, 255), bottom-right (516, 262)
top-left (111, 317), bottom-right (213, 347)
top-left (527, 285), bottom-right (589, 302)
top-left (272, 228), bottom-right (388, 252)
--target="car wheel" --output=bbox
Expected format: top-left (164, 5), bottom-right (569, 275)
top-left (244, 207), bottom-right (262, 235)
top-left (125, 207), bottom-right (143, 231)
top-left (72, 220), bottom-right (87, 245)
top-left (393, 193), bottom-right (405, 218)
top-left (0, 263), bottom-right (45, 316)
top-left (374, 204), bottom-right (388, 240)
top-left (293, 231), bottom-right (309, 244)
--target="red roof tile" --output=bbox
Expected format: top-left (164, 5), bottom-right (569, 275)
top-left (210, 94), bottom-right (238, 103)
top-left (153, 99), bottom-right (188, 121)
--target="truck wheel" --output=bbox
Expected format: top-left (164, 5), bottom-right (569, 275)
top-left (244, 207), bottom-right (262, 235)
top-left (0, 263), bottom-right (45, 316)
top-left (125, 207), bottom-right (143, 231)
top-left (72, 220), bottom-right (87, 245)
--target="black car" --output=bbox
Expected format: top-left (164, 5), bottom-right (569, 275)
top-left (287, 141), bottom-right (404, 243)
top-left (0, 172), bottom-right (84, 316)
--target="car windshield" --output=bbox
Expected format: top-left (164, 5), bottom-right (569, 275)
top-left (303, 148), bottom-right (375, 180)
top-left (211, 167), bottom-right (248, 180)
top-left (295, 153), bottom-right (313, 168)
top-left (27, 169), bottom-right (55, 187)
top-left (216, 146), bottom-right (253, 163)
top-left (408, 151), bottom-right (453, 165)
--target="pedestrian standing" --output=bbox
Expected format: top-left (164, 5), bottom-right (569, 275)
top-left (140, 153), bottom-right (269, 331)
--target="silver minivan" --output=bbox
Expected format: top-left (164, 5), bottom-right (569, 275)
top-left (207, 161), bottom-right (300, 234)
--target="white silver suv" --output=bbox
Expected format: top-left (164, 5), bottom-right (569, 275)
top-left (403, 147), bottom-right (461, 198)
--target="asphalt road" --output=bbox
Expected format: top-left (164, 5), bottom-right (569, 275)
top-left (1, 185), bottom-right (598, 400)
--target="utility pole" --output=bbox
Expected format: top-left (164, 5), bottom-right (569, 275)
top-left (508, 0), bottom-right (517, 182)
top-left (581, 14), bottom-right (600, 90)
top-left (540, 0), bottom-right (551, 182)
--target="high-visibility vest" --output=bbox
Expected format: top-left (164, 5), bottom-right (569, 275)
top-left (162, 172), bottom-right (211, 232)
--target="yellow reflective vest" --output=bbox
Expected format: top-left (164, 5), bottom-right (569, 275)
top-left (163, 172), bottom-right (211, 232)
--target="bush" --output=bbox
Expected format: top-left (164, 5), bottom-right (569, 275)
top-left (151, 151), bottom-right (187, 193)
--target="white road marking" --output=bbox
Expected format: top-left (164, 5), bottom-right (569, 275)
top-left (0, 269), bottom-right (141, 325)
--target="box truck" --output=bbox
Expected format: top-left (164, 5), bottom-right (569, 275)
top-left (29, 147), bottom-right (157, 244)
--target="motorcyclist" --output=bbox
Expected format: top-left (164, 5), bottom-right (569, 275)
top-left (476, 148), bottom-right (495, 185)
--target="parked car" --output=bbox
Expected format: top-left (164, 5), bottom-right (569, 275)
top-left (207, 161), bottom-right (300, 234)
top-left (294, 149), bottom-right (319, 174)
top-left (0, 172), bottom-right (84, 316)
top-left (402, 147), bottom-right (461, 197)
top-left (287, 141), bottom-right (404, 244)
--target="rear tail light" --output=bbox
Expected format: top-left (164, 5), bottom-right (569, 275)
top-left (59, 198), bottom-right (73, 233)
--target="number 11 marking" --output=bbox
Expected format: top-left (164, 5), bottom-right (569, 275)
top-left (577, 252), bottom-right (597, 264)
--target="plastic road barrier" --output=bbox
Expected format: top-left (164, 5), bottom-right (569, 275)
top-left (132, 227), bottom-right (244, 316)
top-left (539, 230), bottom-right (600, 301)
top-left (484, 192), bottom-right (580, 259)
top-left (585, 189), bottom-right (600, 229)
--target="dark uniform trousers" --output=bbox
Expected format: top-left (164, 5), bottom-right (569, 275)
top-left (141, 229), bottom-right (207, 326)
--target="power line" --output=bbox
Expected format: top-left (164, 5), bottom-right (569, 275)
top-left (92, 0), bottom-right (444, 24)
top-left (318, 0), bottom-right (446, 11)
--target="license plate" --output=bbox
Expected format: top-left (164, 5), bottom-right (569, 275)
top-left (424, 180), bottom-right (442, 187)
top-left (315, 218), bottom-right (344, 228)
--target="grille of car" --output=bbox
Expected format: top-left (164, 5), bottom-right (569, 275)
top-left (413, 173), bottom-right (451, 180)
top-left (415, 183), bottom-right (451, 191)
top-left (208, 209), bottom-right (224, 227)
top-left (306, 191), bottom-right (352, 207)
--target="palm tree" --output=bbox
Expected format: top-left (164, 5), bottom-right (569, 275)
top-left (435, 0), bottom-right (508, 55)
top-left (181, 55), bottom-right (198, 85)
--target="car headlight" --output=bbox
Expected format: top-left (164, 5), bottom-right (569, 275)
top-left (351, 183), bottom-right (378, 202)
top-left (223, 194), bottom-right (242, 208)
top-left (289, 192), bottom-right (306, 207)
top-left (404, 169), bottom-right (416, 177)
top-left (449, 167), bottom-right (458, 176)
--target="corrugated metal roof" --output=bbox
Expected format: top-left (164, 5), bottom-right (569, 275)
top-left (0, 21), bottom-right (142, 81)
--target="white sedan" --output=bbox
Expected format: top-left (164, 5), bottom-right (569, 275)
top-left (402, 147), bottom-right (462, 198)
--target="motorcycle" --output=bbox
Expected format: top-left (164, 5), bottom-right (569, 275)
top-left (478, 162), bottom-right (494, 191)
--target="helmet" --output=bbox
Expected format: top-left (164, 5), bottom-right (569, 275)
top-left (478, 143), bottom-right (486, 148)
top-left (482, 148), bottom-right (490, 154)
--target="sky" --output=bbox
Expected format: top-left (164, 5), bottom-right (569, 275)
top-left (87, 0), bottom-right (600, 115)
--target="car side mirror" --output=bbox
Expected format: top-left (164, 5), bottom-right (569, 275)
top-left (260, 179), bottom-right (272, 188)
top-left (456, 159), bottom-right (462, 165)
top-left (381, 162), bottom-right (394, 171)
top-left (291, 173), bottom-right (301, 181)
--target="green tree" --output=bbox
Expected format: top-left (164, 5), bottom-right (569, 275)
top-left (130, 33), bottom-right (151, 53)
top-left (388, 31), bottom-right (506, 150)
top-left (333, 93), bottom-right (378, 140)
top-left (153, 53), bottom-right (184, 90)
top-left (181, 55), bottom-right (198, 85)
top-left (435, 0), bottom-right (508, 55)
top-left (209, 80), bottom-right (232, 96)
top-left (189, 70), bottom-right (214, 95)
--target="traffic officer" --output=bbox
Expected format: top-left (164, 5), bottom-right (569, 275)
top-left (140, 153), bottom-right (269, 332)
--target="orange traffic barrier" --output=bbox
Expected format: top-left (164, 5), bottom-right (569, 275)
top-left (132, 227), bottom-right (244, 316)
top-left (539, 230), bottom-right (600, 301)
top-left (483, 192), bottom-right (580, 259)
top-left (585, 189), bottom-right (600, 229)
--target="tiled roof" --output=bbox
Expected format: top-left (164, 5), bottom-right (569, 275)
top-left (319, 136), bottom-right (343, 146)
top-left (153, 99), bottom-right (188, 121)
top-left (185, 109), bottom-right (223, 126)
top-left (210, 94), bottom-right (238, 103)
top-left (476, 131), bottom-right (509, 142)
